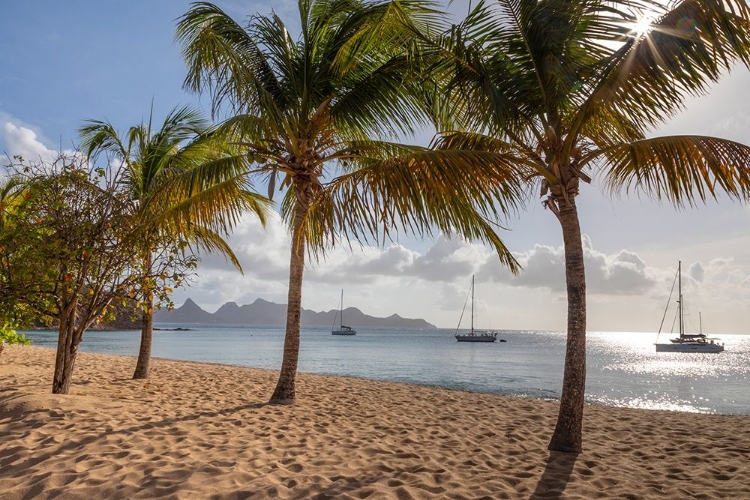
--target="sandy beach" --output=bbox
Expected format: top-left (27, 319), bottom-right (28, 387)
top-left (1, 346), bottom-right (748, 499)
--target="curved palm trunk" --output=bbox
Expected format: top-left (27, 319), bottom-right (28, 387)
top-left (269, 185), bottom-right (309, 404)
top-left (548, 198), bottom-right (587, 453)
top-left (133, 253), bottom-right (154, 379)
top-left (132, 297), bottom-right (154, 379)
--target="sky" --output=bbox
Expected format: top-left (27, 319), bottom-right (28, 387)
top-left (1, 1), bottom-right (749, 333)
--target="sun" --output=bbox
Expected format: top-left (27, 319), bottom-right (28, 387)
top-left (632, 13), bottom-right (656, 37)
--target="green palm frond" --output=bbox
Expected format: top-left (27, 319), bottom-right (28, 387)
top-left (176, 2), bottom-right (286, 116)
top-left (79, 120), bottom-right (130, 161)
top-left (310, 146), bottom-right (528, 271)
top-left (0, 175), bottom-right (27, 228)
top-left (599, 135), bottom-right (750, 206)
top-left (183, 224), bottom-right (244, 272)
top-left (80, 103), bottom-right (270, 265)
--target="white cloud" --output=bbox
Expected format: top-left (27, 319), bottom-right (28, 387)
top-left (1, 113), bottom-right (77, 165)
top-left (478, 235), bottom-right (659, 295)
top-left (2, 122), bottom-right (56, 162)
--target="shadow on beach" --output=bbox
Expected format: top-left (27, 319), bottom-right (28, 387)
top-left (529, 451), bottom-right (578, 499)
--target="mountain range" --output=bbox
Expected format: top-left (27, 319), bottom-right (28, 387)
top-left (153, 298), bottom-right (437, 329)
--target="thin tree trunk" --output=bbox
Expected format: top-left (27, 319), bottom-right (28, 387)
top-left (269, 186), bottom-right (309, 404)
top-left (548, 198), bottom-right (587, 453)
top-left (133, 252), bottom-right (154, 379)
top-left (52, 303), bottom-right (79, 394)
top-left (132, 296), bottom-right (154, 379)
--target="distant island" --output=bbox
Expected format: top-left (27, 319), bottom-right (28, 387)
top-left (153, 298), bottom-right (437, 329)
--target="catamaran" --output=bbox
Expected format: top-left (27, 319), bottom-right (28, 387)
top-left (455, 276), bottom-right (501, 343)
top-left (655, 261), bottom-right (724, 353)
top-left (332, 289), bottom-right (356, 336)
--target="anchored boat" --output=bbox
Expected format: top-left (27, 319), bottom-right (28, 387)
top-left (455, 276), bottom-right (501, 343)
top-left (332, 289), bottom-right (356, 336)
top-left (655, 261), bottom-right (724, 353)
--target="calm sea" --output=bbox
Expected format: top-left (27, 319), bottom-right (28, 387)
top-left (23, 327), bottom-right (750, 416)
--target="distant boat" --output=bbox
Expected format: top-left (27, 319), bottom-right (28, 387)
top-left (655, 261), bottom-right (724, 353)
top-left (332, 289), bottom-right (356, 336)
top-left (455, 276), bottom-right (501, 343)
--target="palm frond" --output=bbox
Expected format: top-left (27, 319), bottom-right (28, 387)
top-left (308, 147), bottom-right (528, 271)
top-left (572, 0), bottom-right (750, 139)
top-left (78, 120), bottom-right (130, 161)
top-left (599, 135), bottom-right (750, 205)
top-left (176, 2), bottom-right (286, 116)
top-left (184, 224), bottom-right (244, 272)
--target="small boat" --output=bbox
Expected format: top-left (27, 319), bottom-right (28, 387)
top-left (454, 276), bottom-right (502, 343)
top-left (332, 289), bottom-right (356, 336)
top-left (655, 261), bottom-right (724, 353)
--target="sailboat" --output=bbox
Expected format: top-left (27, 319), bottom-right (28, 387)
top-left (655, 261), bottom-right (724, 353)
top-left (454, 276), bottom-right (501, 343)
top-left (332, 289), bottom-right (356, 336)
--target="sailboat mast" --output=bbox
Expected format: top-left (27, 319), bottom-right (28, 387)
top-left (678, 261), bottom-right (683, 337)
top-left (471, 275), bottom-right (475, 333)
top-left (340, 289), bottom-right (344, 327)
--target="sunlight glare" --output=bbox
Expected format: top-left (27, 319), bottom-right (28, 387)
top-left (632, 13), bottom-right (655, 37)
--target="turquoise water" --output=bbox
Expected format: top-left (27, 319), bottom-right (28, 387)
top-left (24, 327), bottom-right (750, 416)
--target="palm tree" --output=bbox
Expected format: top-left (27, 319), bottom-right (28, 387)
top-left (176, 0), bottom-right (526, 404)
top-left (435, 0), bottom-right (750, 452)
top-left (80, 104), bottom-right (270, 379)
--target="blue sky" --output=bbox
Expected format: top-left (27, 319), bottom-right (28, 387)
top-left (2, 1), bottom-right (749, 333)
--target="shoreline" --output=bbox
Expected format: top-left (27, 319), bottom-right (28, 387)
top-left (18, 335), bottom-right (750, 418)
top-left (2, 345), bottom-right (749, 499)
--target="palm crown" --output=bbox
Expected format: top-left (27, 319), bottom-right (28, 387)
top-left (177, 0), bottom-right (527, 264)
top-left (438, 0), bottom-right (750, 205)
top-left (80, 104), bottom-right (270, 379)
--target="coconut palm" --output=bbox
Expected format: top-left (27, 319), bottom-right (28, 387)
top-left (80, 104), bottom-right (270, 379)
top-left (177, 0), bottom-right (527, 404)
top-left (434, 0), bottom-right (750, 452)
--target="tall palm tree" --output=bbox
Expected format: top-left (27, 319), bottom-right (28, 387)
top-left (80, 104), bottom-right (270, 379)
top-left (435, 0), bottom-right (750, 452)
top-left (177, 0), bottom-right (527, 404)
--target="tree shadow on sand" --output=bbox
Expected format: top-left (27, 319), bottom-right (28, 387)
top-left (530, 451), bottom-right (578, 499)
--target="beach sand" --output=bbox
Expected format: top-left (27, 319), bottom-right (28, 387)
top-left (1, 346), bottom-right (748, 499)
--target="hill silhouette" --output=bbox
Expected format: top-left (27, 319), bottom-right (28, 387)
top-left (154, 298), bottom-right (436, 329)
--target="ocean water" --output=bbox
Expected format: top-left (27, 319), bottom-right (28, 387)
top-left (23, 327), bottom-right (750, 416)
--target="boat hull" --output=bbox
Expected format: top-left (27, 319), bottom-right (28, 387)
top-left (332, 330), bottom-right (356, 336)
top-left (655, 342), bottom-right (724, 353)
top-left (455, 334), bottom-right (497, 343)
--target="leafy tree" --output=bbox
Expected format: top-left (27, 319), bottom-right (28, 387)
top-left (0, 323), bottom-right (31, 347)
top-left (80, 105), bottom-right (270, 379)
top-left (0, 173), bottom-right (32, 327)
top-left (176, 0), bottom-right (526, 404)
top-left (434, 0), bottom-right (750, 452)
top-left (1, 154), bottom-right (202, 393)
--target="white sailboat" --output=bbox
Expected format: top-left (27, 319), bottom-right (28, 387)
top-left (455, 276), bottom-right (501, 343)
top-left (332, 289), bottom-right (356, 336)
top-left (655, 261), bottom-right (724, 353)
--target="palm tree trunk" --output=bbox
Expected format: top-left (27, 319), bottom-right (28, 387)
top-left (269, 185), bottom-right (309, 404)
top-left (133, 297), bottom-right (154, 379)
top-left (133, 252), bottom-right (154, 379)
top-left (548, 198), bottom-right (587, 453)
